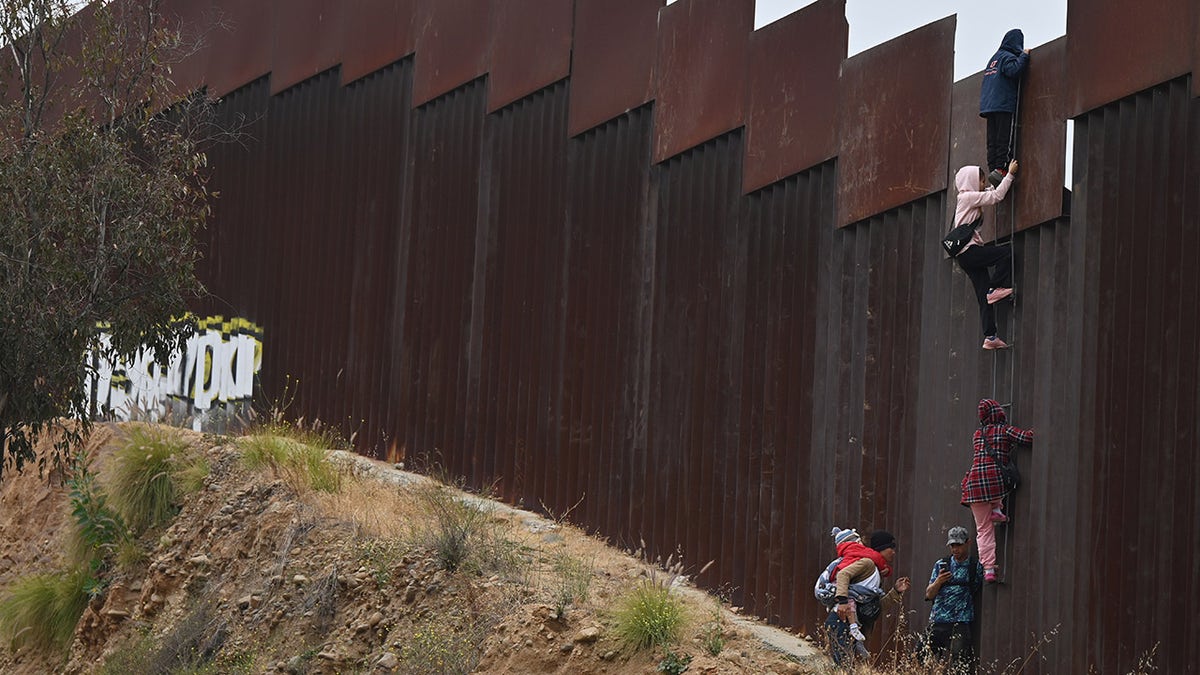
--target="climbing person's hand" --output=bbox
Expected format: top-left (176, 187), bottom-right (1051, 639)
top-left (1008, 159), bottom-right (1019, 175)
top-left (894, 577), bottom-right (911, 594)
top-left (836, 601), bottom-right (852, 620)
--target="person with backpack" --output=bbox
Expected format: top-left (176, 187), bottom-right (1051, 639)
top-left (960, 399), bottom-right (1034, 582)
top-left (980, 29), bottom-right (1030, 187)
top-left (948, 160), bottom-right (1020, 350)
top-left (924, 526), bottom-right (984, 674)
top-left (815, 529), bottom-right (911, 666)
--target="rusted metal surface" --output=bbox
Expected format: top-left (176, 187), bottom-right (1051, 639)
top-left (837, 16), bottom-right (954, 227)
top-left (467, 82), bottom-right (570, 504)
top-left (567, 0), bottom-right (661, 136)
top-left (204, 0), bottom-right (273, 97)
top-left (172, 3), bottom-right (1200, 672)
top-left (1065, 76), bottom-right (1200, 674)
top-left (1065, 0), bottom-right (1193, 116)
top-left (1009, 37), bottom-right (1068, 230)
top-left (743, 0), bottom-right (845, 193)
top-left (396, 79), bottom-right (486, 466)
top-left (560, 107), bottom-right (656, 544)
top-left (411, 0), bottom-right (490, 107)
top-left (652, 0), bottom-right (753, 163)
top-left (486, 0), bottom-right (572, 112)
top-left (338, 0), bottom-right (416, 85)
top-left (157, 0), bottom-right (214, 96)
top-left (270, 0), bottom-right (343, 94)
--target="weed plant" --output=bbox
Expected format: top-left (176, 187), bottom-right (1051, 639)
top-left (411, 481), bottom-right (494, 573)
top-left (397, 611), bottom-right (487, 675)
top-left (549, 551), bottom-right (594, 618)
top-left (109, 426), bottom-right (195, 534)
top-left (612, 576), bottom-right (687, 651)
top-left (657, 649), bottom-right (693, 674)
top-left (238, 433), bottom-right (344, 494)
top-left (0, 567), bottom-right (90, 652)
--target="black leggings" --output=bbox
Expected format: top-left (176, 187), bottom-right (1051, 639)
top-left (955, 244), bottom-right (1012, 337)
top-left (984, 112), bottom-right (1014, 172)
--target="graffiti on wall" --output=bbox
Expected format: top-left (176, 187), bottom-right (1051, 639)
top-left (84, 316), bottom-right (263, 430)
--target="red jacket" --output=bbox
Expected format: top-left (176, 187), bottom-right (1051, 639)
top-left (833, 541), bottom-right (892, 579)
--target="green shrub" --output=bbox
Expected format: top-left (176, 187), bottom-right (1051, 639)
top-left (612, 578), bottom-right (687, 651)
top-left (0, 567), bottom-right (90, 652)
top-left (65, 457), bottom-right (128, 567)
top-left (411, 482), bottom-right (492, 572)
top-left (109, 427), bottom-right (188, 534)
top-left (657, 650), bottom-right (692, 674)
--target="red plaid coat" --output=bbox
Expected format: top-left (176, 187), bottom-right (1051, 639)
top-left (960, 399), bottom-right (1034, 504)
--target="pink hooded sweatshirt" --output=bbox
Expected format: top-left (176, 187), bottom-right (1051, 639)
top-left (951, 165), bottom-right (1014, 252)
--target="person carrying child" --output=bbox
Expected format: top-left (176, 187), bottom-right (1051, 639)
top-left (950, 161), bottom-right (1020, 350)
top-left (817, 527), bottom-right (910, 665)
top-left (960, 399), bottom-right (1033, 583)
top-left (980, 29), bottom-right (1030, 187)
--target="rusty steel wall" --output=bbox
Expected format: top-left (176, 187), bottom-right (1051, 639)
top-left (175, 0), bottom-right (1200, 671)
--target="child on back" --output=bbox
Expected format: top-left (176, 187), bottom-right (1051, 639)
top-left (829, 527), bottom-right (892, 644)
top-left (949, 160), bottom-right (1019, 350)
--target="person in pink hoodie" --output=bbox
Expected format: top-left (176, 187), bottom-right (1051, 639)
top-left (949, 159), bottom-right (1019, 350)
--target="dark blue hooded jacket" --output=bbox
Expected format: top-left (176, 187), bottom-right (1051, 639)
top-left (979, 29), bottom-right (1029, 115)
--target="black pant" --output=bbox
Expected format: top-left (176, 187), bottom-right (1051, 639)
top-left (984, 112), bottom-right (1014, 172)
top-left (928, 622), bottom-right (976, 674)
top-left (955, 244), bottom-right (1012, 337)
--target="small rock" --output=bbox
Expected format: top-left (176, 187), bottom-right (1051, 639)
top-left (560, 642), bottom-right (574, 653)
top-left (293, 574), bottom-right (309, 585)
top-left (368, 611), bottom-right (384, 627)
top-left (601, 650), bottom-right (618, 661)
top-left (188, 554), bottom-right (211, 566)
top-left (575, 626), bottom-right (601, 643)
top-left (237, 595), bottom-right (254, 610)
top-left (404, 585), bottom-right (418, 603)
top-left (376, 652), bottom-right (399, 670)
top-left (317, 650), bottom-right (339, 661)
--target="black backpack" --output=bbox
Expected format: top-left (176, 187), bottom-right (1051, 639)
top-left (942, 217), bottom-right (982, 257)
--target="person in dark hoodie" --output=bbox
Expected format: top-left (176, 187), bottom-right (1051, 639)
top-left (950, 161), bottom-right (1020, 350)
top-left (960, 399), bottom-right (1033, 583)
top-left (980, 29), bottom-right (1030, 187)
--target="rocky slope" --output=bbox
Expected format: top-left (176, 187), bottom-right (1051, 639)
top-left (0, 424), bottom-right (828, 674)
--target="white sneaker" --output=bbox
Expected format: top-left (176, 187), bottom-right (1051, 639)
top-left (849, 623), bottom-right (866, 642)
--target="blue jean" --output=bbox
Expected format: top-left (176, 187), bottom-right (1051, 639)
top-left (824, 611), bottom-right (868, 667)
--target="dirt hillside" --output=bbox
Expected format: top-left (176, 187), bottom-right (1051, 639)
top-left (0, 423), bottom-right (829, 674)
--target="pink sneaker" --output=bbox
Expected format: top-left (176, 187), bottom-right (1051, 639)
top-left (990, 510), bottom-right (1009, 523)
top-left (986, 287), bottom-right (1014, 304)
top-left (984, 567), bottom-right (998, 583)
top-left (982, 336), bottom-right (1009, 350)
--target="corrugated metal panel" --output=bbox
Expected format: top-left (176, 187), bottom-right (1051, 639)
top-left (738, 162), bottom-right (837, 628)
top-left (567, 0), bottom-right (662, 136)
top-left (652, 0), bottom-right (753, 163)
top-left (646, 131), bottom-right (746, 592)
top-left (186, 5), bottom-right (1200, 671)
top-left (837, 17), bottom-right (954, 227)
top-left (469, 82), bottom-right (570, 504)
top-left (561, 106), bottom-right (656, 543)
top-left (411, 0), bottom-right (491, 107)
top-left (1066, 0), bottom-right (1194, 116)
top-left (742, 0), bottom-right (845, 193)
top-left (338, 0), bottom-right (416, 85)
top-left (486, 0), bottom-right (573, 112)
top-left (398, 79), bottom-right (487, 470)
top-left (1066, 76), bottom-right (1200, 673)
